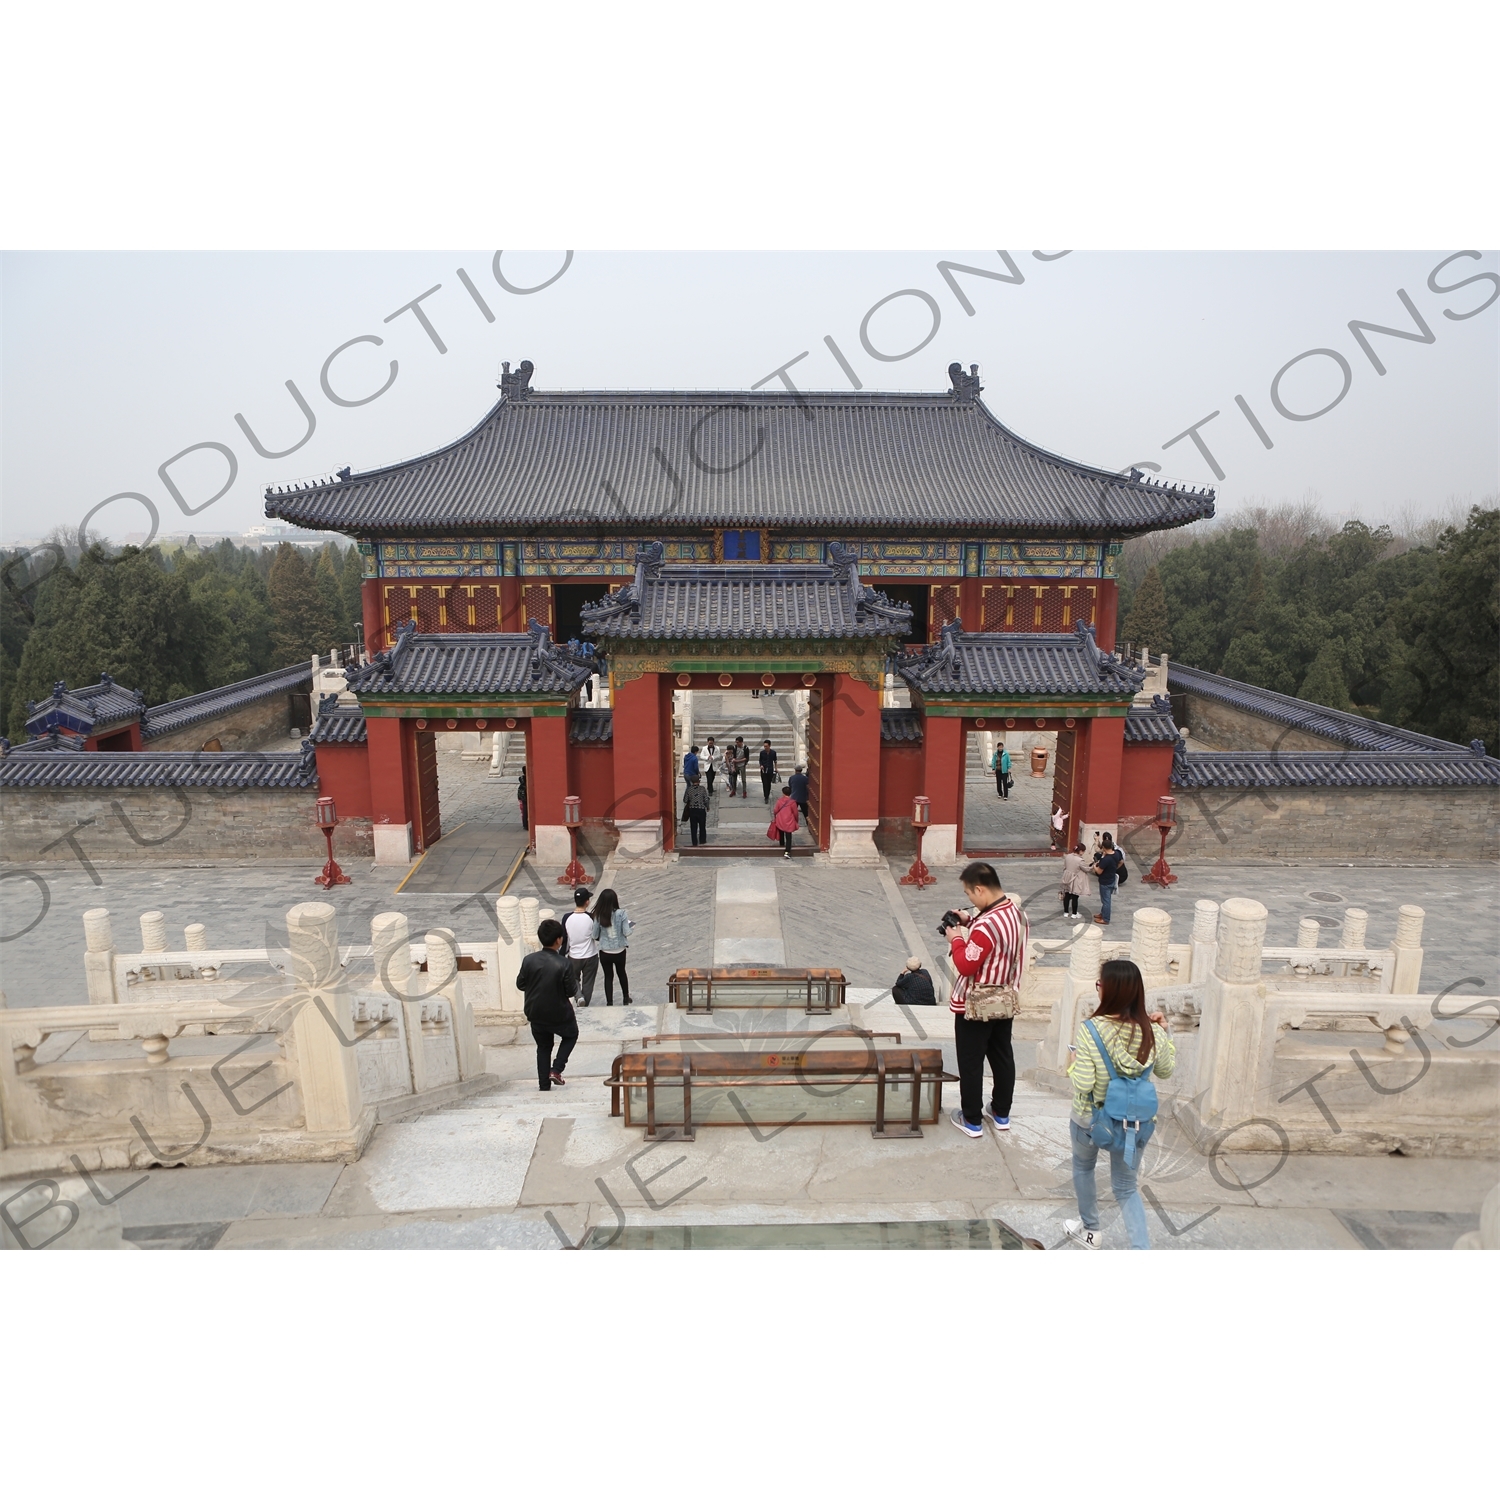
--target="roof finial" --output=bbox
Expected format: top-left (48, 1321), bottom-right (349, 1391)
top-left (947, 362), bottom-right (983, 401)
top-left (499, 359), bottom-right (535, 400)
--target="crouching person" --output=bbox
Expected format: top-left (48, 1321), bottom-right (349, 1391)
top-left (517, 918), bottom-right (578, 1091)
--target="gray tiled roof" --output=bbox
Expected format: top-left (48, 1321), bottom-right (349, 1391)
top-left (142, 661), bottom-right (313, 741)
top-left (569, 709), bottom-right (614, 745)
top-left (581, 542), bottom-right (911, 642)
top-left (346, 620), bottom-right (591, 697)
top-left (263, 363), bottom-right (1215, 536)
top-left (1171, 747), bottom-right (1500, 789)
top-left (25, 674), bottom-right (144, 739)
top-left (899, 622), bottom-right (1145, 699)
top-left (881, 709), bottom-right (924, 744)
top-left (0, 746), bottom-right (318, 789)
top-left (1167, 662), bottom-right (1466, 754)
top-left (1125, 699), bottom-right (1181, 744)
top-left (308, 698), bottom-right (368, 744)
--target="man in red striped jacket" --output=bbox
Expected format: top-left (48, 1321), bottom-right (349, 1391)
top-left (945, 861), bottom-right (1029, 1138)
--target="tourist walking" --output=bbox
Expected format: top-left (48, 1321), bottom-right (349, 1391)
top-left (1060, 842), bottom-right (1090, 917)
top-left (517, 766), bottom-right (528, 830)
top-left (704, 738), bottom-right (720, 796)
top-left (892, 956), bottom-right (937, 1006)
top-left (942, 860), bottom-right (1029, 1138)
top-left (759, 739), bottom-right (779, 802)
top-left (564, 887), bottom-right (601, 1006)
top-left (1092, 834), bottom-right (1125, 926)
top-left (682, 774), bottom-right (710, 846)
top-left (787, 764), bottom-right (809, 825)
top-left (1063, 958), bottom-right (1176, 1250)
top-left (769, 783), bottom-right (800, 856)
top-left (1051, 803), bottom-right (1068, 850)
top-left (683, 744), bottom-right (700, 782)
top-left (516, 918), bottom-right (577, 1090)
top-left (592, 887), bottom-right (634, 1005)
top-left (729, 737), bottom-right (750, 798)
top-left (992, 743), bottom-right (1011, 799)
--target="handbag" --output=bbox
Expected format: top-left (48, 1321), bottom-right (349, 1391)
top-left (963, 983), bottom-right (1020, 1021)
top-left (766, 820), bottom-right (779, 840)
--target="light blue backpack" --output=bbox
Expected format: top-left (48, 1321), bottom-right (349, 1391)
top-left (1083, 1019), bottom-right (1158, 1167)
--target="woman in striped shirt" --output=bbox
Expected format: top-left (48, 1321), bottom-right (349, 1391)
top-left (945, 861), bottom-right (1030, 1138)
top-left (1064, 958), bottom-right (1176, 1250)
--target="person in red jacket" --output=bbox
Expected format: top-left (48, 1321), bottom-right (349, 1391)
top-left (769, 783), bottom-right (800, 857)
top-left (942, 861), bottom-right (1029, 1137)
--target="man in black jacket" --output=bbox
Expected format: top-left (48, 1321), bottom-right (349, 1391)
top-left (517, 919), bottom-right (578, 1090)
top-left (892, 956), bottom-right (938, 1006)
top-left (759, 739), bottom-right (779, 803)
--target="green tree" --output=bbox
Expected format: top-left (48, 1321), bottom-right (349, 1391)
top-left (269, 543), bottom-right (336, 666)
top-left (1121, 564), bottom-right (1172, 656)
top-left (339, 544), bottom-right (366, 645)
top-left (1298, 640), bottom-right (1353, 711)
top-left (1232, 556), bottom-right (1264, 637)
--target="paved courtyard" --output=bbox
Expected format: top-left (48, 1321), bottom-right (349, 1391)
top-left (3, 837), bottom-right (1495, 1249)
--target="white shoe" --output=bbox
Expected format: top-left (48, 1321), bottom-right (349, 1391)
top-left (1063, 1218), bottom-right (1101, 1250)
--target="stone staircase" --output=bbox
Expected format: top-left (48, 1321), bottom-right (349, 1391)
top-left (686, 692), bottom-right (801, 772)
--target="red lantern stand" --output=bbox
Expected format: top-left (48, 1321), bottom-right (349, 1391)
top-left (1144, 795), bottom-right (1178, 888)
top-left (314, 796), bottom-right (351, 889)
top-left (900, 795), bottom-right (936, 888)
top-left (557, 794), bottom-right (589, 887)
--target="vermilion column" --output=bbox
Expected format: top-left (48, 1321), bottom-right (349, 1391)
top-left (361, 579), bottom-right (385, 654)
top-left (1095, 580), bottom-right (1119, 652)
top-left (1079, 715), bottom-right (1125, 847)
top-left (825, 674), bottom-right (883, 863)
top-left (611, 674), bottom-right (667, 861)
top-left (920, 713), bottom-right (964, 866)
top-left (528, 713), bottom-right (572, 867)
top-left (367, 717), bottom-right (414, 865)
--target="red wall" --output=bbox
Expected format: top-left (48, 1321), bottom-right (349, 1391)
top-left (1118, 740), bottom-right (1175, 818)
top-left (568, 741), bottom-right (617, 823)
top-left (879, 743), bottom-right (924, 819)
top-left (313, 742), bottom-right (373, 818)
top-left (825, 676), bottom-right (882, 823)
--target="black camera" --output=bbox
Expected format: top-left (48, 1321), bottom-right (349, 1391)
top-left (937, 909), bottom-right (965, 937)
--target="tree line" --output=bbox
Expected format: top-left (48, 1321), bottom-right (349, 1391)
top-left (0, 537), bottom-right (364, 741)
top-left (1118, 501), bottom-right (1500, 752)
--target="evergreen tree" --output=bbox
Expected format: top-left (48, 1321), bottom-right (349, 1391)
top-left (339, 544), bottom-right (366, 645)
top-left (314, 544), bottom-right (344, 645)
top-left (1121, 564), bottom-right (1173, 656)
top-left (1298, 641), bottom-right (1353, 711)
top-left (1232, 556), bottom-right (1264, 637)
top-left (269, 543), bottom-right (336, 666)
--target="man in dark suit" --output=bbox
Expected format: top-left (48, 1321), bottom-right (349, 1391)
top-left (516, 919), bottom-right (578, 1090)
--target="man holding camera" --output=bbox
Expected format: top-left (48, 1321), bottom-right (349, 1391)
top-left (940, 860), bottom-right (1028, 1138)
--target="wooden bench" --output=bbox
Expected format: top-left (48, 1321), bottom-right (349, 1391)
top-left (666, 966), bottom-right (847, 1014)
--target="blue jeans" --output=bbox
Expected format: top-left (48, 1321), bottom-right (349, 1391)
top-left (1070, 1118), bottom-right (1151, 1249)
top-left (1099, 876), bottom-right (1117, 924)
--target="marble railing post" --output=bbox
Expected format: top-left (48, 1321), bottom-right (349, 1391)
top-left (1340, 908), bottom-right (1368, 948)
top-left (372, 911), bottom-right (421, 1094)
top-left (1390, 905), bottom-right (1425, 995)
top-left (519, 897), bottom-right (541, 956)
top-left (1130, 907), bottom-right (1172, 987)
top-left (1043, 924), bottom-right (1102, 1078)
top-left (286, 902), bottom-right (363, 1136)
top-left (1196, 897), bottom-right (1270, 1130)
top-left (83, 908), bottom-right (119, 1005)
top-left (495, 896), bottom-right (525, 1009)
top-left (1189, 900), bottom-right (1219, 985)
top-left (1296, 918), bottom-right (1320, 949)
top-left (425, 927), bottom-right (481, 1080)
top-left (139, 911), bottom-right (167, 952)
top-left (184, 923), bottom-right (208, 951)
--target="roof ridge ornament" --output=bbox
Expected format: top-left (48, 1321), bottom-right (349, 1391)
top-left (499, 359), bottom-right (535, 401)
top-left (948, 362), bottom-right (983, 401)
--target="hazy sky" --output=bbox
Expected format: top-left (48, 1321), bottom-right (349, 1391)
top-left (1, 250), bottom-right (1495, 545)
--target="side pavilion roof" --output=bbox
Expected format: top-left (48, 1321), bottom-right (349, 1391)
top-left (263, 360), bottom-right (1215, 538)
top-left (345, 620), bottom-right (593, 698)
top-left (898, 622), bottom-right (1146, 701)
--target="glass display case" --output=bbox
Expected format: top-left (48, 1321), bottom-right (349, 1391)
top-left (666, 966), bottom-right (848, 1014)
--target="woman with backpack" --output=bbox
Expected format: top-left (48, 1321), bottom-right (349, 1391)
top-left (1091, 832), bottom-right (1125, 925)
top-left (1064, 958), bottom-right (1175, 1250)
top-left (591, 887), bottom-right (634, 1005)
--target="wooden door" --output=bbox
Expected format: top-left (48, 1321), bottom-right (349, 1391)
top-left (1051, 728), bottom-right (1077, 847)
top-left (414, 729), bottom-right (442, 851)
top-left (804, 688), bottom-right (824, 847)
